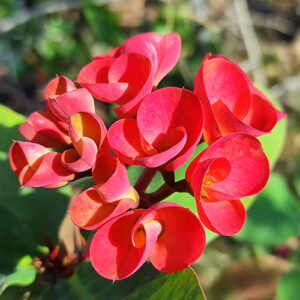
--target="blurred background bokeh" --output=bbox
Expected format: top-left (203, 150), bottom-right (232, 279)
top-left (0, 0), bottom-right (300, 299)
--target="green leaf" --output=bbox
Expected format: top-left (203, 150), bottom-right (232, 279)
top-left (0, 105), bottom-right (70, 293)
top-left (277, 270), bottom-right (300, 300)
top-left (41, 261), bottom-right (206, 300)
top-left (0, 104), bottom-right (25, 158)
top-left (234, 173), bottom-right (300, 246)
top-left (243, 88), bottom-right (287, 209)
top-left (0, 256), bottom-right (37, 295)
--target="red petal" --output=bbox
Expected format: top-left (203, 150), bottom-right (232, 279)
top-left (108, 119), bottom-right (145, 163)
top-left (212, 99), bottom-right (268, 137)
top-left (70, 187), bottom-right (135, 230)
top-left (19, 110), bottom-right (71, 149)
top-left (77, 58), bottom-right (114, 84)
top-left (243, 87), bottom-right (285, 131)
top-left (92, 153), bottom-right (132, 201)
top-left (108, 119), bottom-right (187, 168)
top-left (202, 133), bottom-right (269, 198)
top-left (137, 88), bottom-right (203, 170)
top-left (80, 82), bottom-right (129, 104)
top-left (120, 32), bottom-right (181, 86)
top-left (9, 141), bottom-right (49, 175)
top-left (197, 199), bottom-right (246, 235)
top-left (69, 112), bottom-right (107, 152)
top-left (45, 76), bottom-right (76, 100)
top-left (136, 202), bottom-right (206, 273)
top-left (90, 209), bottom-right (157, 280)
top-left (201, 55), bottom-right (251, 119)
top-left (19, 152), bottom-right (74, 188)
top-left (61, 137), bottom-right (98, 172)
top-left (47, 88), bottom-right (95, 122)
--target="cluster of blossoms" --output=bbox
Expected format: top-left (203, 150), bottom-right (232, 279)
top-left (9, 32), bottom-right (285, 281)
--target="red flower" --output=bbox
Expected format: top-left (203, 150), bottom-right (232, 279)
top-left (90, 202), bottom-right (206, 280)
top-left (186, 133), bottom-right (269, 235)
top-left (194, 54), bottom-right (286, 145)
top-left (9, 141), bottom-right (74, 188)
top-left (107, 87), bottom-right (204, 170)
top-left (19, 76), bottom-right (95, 147)
top-left (10, 76), bottom-right (109, 188)
top-left (77, 53), bottom-right (153, 118)
top-left (70, 153), bottom-right (139, 230)
top-left (93, 32), bottom-right (181, 88)
top-left (61, 112), bottom-right (109, 173)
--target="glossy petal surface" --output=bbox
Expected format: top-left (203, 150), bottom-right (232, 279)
top-left (108, 87), bottom-right (203, 170)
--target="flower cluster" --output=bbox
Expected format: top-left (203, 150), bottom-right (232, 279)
top-left (9, 32), bottom-right (285, 281)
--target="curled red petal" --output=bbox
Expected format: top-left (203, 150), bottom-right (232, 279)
top-left (77, 58), bottom-right (114, 84)
top-left (9, 141), bottom-right (49, 175)
top-left (18, 110), bottom-right (71, 149)
top-left (212, 100), bottom-right (268, 137)
top-left (80, 82), bottom-right (129, 104)
top-left (137, 87), bottom-right (203, 170)
top-left (201, 133), bottom-right (269, 198)
top-left (201, 55), bottom-right (251, 119)
top-left (47, 88), bottom-right (95, 123)
top-left (69, 112), bottom-right (108, 152)
top-left (90, 209), bottom-right (158, 280)
top-left (108, 119), bottom-right (145, 162)
top-left (134, 202), bottom-right (206, 273)
top-left (61, 137), bottom-right (98, 173)
top-left (45, 75), bottom-right (76, 100)
top-left (19, 151), bottom-right (74, 188)
top-left (197, 198), bottom-right (246, 235)
top-left (70, 187), bottom-right (135, 230)
top-left (120, 32), bottom-right (181, 86)
top-left (92, 153), bottom-right (132, 201)
top-left (108, 119), bottom-right (187, 168)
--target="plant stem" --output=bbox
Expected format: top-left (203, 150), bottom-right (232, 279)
top-left (138, 184), bottom-right (175, 208)
top-left (134, 168), bottom-right (157, 194)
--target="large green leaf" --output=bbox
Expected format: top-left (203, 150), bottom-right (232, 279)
top-left (243, 88), bottom-right (287, 209)
top-left (0, 256), bottom-right (37, 295)
top-left (234, 173), bottom-right (300, 246)
top-left (277, 270), bottom-right (300, 300)
top-left (0, 105), bottom-right (71, 294)
top-left (41, 261), bottom-right (206, 300)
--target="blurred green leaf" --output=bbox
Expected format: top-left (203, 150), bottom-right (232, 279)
top-left (234, 173), bottom-right (300, 246)
top-left (0, 104), bottom-right (25, 157)
top-left (243, 88), bottom-right (287, 209)
top-left (41, 261), bottom-right (205, 300)
top-left (277, 270), bottom-right (300, 300)
top-left (0, 255), bottom-right (37, 296)
top-left (0, 105), bottom-right (70, 293)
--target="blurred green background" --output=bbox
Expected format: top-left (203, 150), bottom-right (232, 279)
top-left (0, 0), bottom-right (300, 299)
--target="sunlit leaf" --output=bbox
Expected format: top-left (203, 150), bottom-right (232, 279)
top-left (0, 256), bottom-right (37, 295)
top-left (277, 270), bottom-right (300, 300)
top-left (41, 261), bottom-right (206, 300)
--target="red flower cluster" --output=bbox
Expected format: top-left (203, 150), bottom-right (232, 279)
top-left (9, 32), bottom-right (285, 280)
